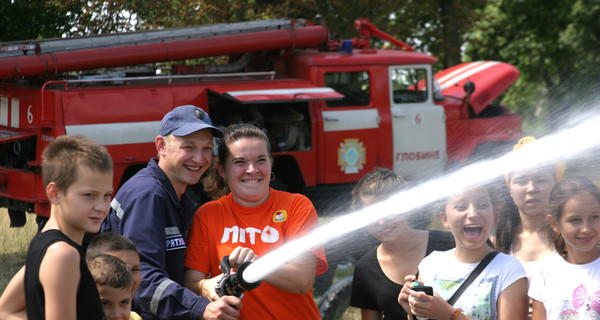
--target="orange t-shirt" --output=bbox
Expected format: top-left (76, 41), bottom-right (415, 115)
top-left (185, 189), bottom-right (327, 320)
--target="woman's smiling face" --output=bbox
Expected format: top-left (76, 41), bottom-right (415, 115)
top-left (219, 137), bottom-right (272, 207)
top-left (441, 186), bottom-right (494, 251)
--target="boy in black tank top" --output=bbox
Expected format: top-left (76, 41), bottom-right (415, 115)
top-left (24, 135), bottom-right (114, 320)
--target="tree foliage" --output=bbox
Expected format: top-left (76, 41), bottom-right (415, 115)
top-left (0, 0), bottom-right (82, 41)
top-left (64, 1), bottom-right (138, 35)
top-left (464, 0), bottom-right (600, 133)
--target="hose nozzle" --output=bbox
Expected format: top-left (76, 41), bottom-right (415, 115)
top-left (215, 255), bottom-right (262, 298)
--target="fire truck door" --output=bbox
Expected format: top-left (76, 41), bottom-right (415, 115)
top-left (320, 71), bottom-right (380, 184)
top-left (389, 65), bottom-right (447, 180)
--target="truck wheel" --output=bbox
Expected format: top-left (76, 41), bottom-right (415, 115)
top-left (318, 275), bottom-right (353, 320)
top-left (8, 209), bottom-right (26, 227)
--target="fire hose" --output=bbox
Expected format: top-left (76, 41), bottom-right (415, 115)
top-left (215, 255), bottom-right (262, 298)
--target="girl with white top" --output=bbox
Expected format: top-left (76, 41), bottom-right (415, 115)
top-left (398, 186), bottom-right (528, 320)
top-left (529, 176), bottom-right (600, 319)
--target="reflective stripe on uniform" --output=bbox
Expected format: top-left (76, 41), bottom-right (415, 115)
top-left (165, 227), bottom-right (180, 236)
top-left (150, 279), bottom-right (175, 315)
top-left (111, 198), bottom-right (125, 219)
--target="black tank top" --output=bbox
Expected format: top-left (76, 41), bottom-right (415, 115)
top-left (25, 229), bottom-right (105, 320)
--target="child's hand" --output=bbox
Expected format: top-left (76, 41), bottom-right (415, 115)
top-left (407, 291), bottom-right (454, 320)
top-left (398, 275), bottom-right (418, 317)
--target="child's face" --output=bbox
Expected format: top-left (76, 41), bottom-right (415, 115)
top-left (362, 195), bottom-right (405, 242)
top-left (550, 191), bottom-right (600, 261)
top-left (441, 187), bottom-right (494, 250)
top-left (56, 166), bottom-right (113, 234)
top-left (98, 285), bottom-right (132, 320)
top-left (107, 250), bottom-right (142, 293)
top-left (509, 168), bottom-right (554, 217)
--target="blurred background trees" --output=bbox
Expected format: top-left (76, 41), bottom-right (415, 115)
top-left (1, 0), bottom-right (598, 134)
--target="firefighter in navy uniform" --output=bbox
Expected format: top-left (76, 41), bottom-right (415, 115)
top-left (102, 105), bottom-right (242, 320)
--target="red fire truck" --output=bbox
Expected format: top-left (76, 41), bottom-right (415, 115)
top-left (0, 18), bottom-right (521, 226)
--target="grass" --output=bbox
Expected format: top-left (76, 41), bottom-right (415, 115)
top-left (0, 209), bottom-right (37, 293)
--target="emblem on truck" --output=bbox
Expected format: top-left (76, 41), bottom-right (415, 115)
top-left (338, 138), bottom-right (366, 174)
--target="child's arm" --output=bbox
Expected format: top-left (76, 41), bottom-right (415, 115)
top-left (497, 277), bottom-right (528, 320)
top-left (530, 299), bottom-right (547, 320)
top-left (0, 266), bottom-right (27, 320)
top-left (360, 308), bottom-right (382, 320)
top-left (39, 242), bottom-right (81, 320)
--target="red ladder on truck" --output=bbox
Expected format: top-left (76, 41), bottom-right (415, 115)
top-left (0, 18), bottom-right (326, 79)
top-left (0, 18), bottom-right (313, 56)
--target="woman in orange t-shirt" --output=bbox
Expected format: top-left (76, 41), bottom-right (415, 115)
top-left (183, 123), bottom-right (327, 320)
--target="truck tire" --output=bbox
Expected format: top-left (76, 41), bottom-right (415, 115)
top-left (318, 275), bottom-right (353, 320)
top-left (8, 209), bottom-right (26, 227)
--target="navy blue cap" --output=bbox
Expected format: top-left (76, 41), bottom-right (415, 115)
top-left (158, 105), bottom-right (224, 138)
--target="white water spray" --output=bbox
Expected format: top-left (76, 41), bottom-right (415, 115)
top-left (242, 113), bottom-right (600, 284)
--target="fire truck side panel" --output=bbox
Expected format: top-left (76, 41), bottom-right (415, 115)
top-left (445, 116), bottom-right (522, 163)
top-left (446, 120), bottom-right (473, 163)
top-left (0, 168), bottom-right (37, 202)
top-left (469, 116), bottom-right (521, 136)
top-left (61, 88), bottom-right (174, 124)
top-left (170, 85), bottom-right (209, 110)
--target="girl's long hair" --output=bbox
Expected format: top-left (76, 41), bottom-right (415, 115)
top-left (492, 184), bottom-right (521, 254)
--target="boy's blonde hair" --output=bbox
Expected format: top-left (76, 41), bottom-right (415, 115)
top-left (87, 254), bottom-right (133, 290)
top-left (42, 134), bottom-right (113, 190)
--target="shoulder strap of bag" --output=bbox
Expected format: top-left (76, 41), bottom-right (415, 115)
top-left (447, 251), bottom-right (499, 306)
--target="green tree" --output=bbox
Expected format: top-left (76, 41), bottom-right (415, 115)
top-left (120, 0), bottom-right (318, 28)
top-left (65, 1), bottom-right (138, 35)
top-left (0, 0), bottom-right (82, 41)
top-left (464, 0), bottom-right (600, 133)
